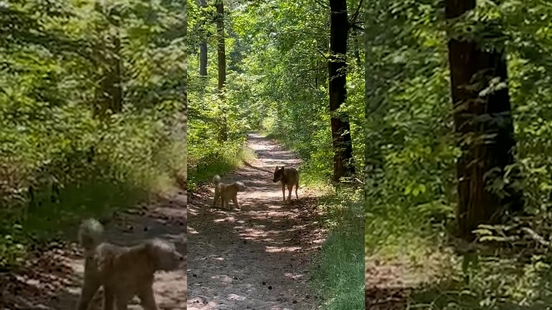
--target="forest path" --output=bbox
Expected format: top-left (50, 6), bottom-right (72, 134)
top-left (1, 193), bottom-right (188, 309)
top-left (187, 133), bottom-right (324, 310)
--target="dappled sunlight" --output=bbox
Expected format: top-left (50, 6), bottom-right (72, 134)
top-left (227, 293), bottom-right (247, 301)
top-left (283, 272), bottom-right (305, 280)
top-left (212, 274), bottom-right (234, 284)
top-left (188, 225), bottom-right (199, 234)
top-left (213, 216), bottom-right (239, 223)
top-left (265, 246), bottom-right (303, 253)
top-left (187, 133), bottom-right (324, 309)
top-left (263, 158), bottom-right (301, 165)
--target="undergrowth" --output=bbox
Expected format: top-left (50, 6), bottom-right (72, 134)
top-left (363, 0), bottom-right (552, 308)
top-left (312, 188), bottom-right (365, 310)
top-left (186, 136), bottom-right (255, 191)
top-left (0, 110), bottom-right (187, 269)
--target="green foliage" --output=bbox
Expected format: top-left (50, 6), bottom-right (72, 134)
top-left (231, 0), bottom-right (365, 183)
top-left (188, 0), bottom-right (365, 306)
top-left (187, 0), bottom-right (255, 186)
top-left (0, 0), bottom-right (186, 269)
top-left (364, 0), bottom-right (552, 308)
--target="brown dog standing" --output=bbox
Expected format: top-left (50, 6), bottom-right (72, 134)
top-left (272, 166), bottom-right (299, 202)
top-left (76, 219), bottom-right (184, 310)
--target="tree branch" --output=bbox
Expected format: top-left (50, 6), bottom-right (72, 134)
top-left (317, 48), bottom-right (329, 60)
top-left (521, 227), bottom-right (551, 247)
top-left (351, 23), bottom-right (364, 32)
top-left (348, 0), bottom-right (364, 26)
top-left (316, 0), bottom-right (329, 9)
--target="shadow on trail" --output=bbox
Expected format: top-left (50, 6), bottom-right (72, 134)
top-left (187, 132), bottom-right (324, 310)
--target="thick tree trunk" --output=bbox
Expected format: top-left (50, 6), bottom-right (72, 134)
top-left (199, 44), bottom-right (207, 76)
top-left (199, 0), bottom-right (207, 76)
top-left (329, 0), bottom-right (355, 182)
top-left (445, 0), bottom-right (523, 240)
top-left (216, 0), bottom-right (227, 142)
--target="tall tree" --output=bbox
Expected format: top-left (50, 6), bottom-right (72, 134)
top-left (199, 0), bottom-right (208, 77)
top-left (215, 0), bottom-right (228, 142)
top-left (328, 0), bottom-right (362, 182)
top-left (445, 0), bottom-right (524, 239)
top-left (216, 0), bottom-right (226, 92)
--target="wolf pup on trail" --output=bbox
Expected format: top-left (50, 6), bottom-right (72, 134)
top-left (273, 166), bottom-right (299, 202)
top-left (76, 218), bottom-right (184, 310)
top-left (213, 175), bottom-right (247, 210)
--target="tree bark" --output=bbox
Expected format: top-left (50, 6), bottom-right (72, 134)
top-left (329, 0), bottom-right (355, 182)
top-left (216, 0), bottom-right (227, 142)
top-left (445, 0), bottom-right (523, 240)
top-left (199, 0), bottom-right (208, 76)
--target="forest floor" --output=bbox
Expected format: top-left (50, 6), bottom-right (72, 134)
top-left (187, 133), bottom-right (325, 310)
top-left (365, 261), bottom-right (419, 309)
top-left (1, 192), bottom-right (188, 309)
top-left (365, 242), bottom-right (454, 308)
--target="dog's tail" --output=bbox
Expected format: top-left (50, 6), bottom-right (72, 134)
top-left (78, 218), bottom-right (104, 253)
top-left (213, 175), bottom-right (221, 186)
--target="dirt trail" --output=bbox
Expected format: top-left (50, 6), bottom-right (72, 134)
top-left (1, 193), bottom-right (188, 310)
top-left (187, 133), bottom-right (324, 310)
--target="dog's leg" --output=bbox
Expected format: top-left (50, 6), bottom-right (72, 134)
top-left (103, 287), bottom-right (115, 310)
top-left (232, 195), bottom-right (239, 209)
top-left (287, 185), bottom-right (292, 201)
top-left (213, 190), bottom-right (220, 207)
top-left (295, 182), bottom-right (299, 199)
top-left (139, 286), bottom-right (159, 310)
top-left (76, 277), bottom-right (101, 310)
top-left (281, 183), bottom-right (286, 202)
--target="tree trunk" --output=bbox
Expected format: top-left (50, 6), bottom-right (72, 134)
top-left (328, 0), bottom-right (355, 182)
top-left (216, 0), bottom-right (226, 92)
top-left (445, 0), bottom-right (523, 240)
top-left (216, 0), bottom-right (228, 142)
top-left (199, 0), bottom-right (208, 76)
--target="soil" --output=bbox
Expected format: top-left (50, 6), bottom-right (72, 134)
top-left (186, 133), bottom-right (325, 310)
top-left (365, 250), bottom-right (452, 309)
top-left (1, 192), bottom-right (188, 309)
